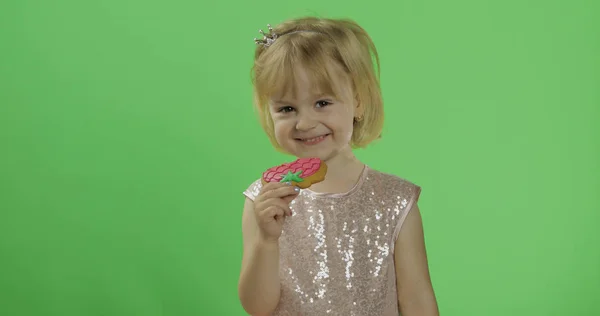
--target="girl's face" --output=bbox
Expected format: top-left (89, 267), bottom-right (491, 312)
top-left (268, 63), bottom-right (362, 163)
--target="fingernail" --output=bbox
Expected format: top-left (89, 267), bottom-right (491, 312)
top-left (294, 187), bottom-right (300, 192)
top-left (285, 181), bottom-right (291, 185)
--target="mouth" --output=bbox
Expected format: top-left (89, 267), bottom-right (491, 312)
top-left (295, 133), bottom-right (331, 145)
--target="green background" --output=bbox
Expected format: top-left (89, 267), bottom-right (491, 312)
top-left (1, 0), bottom-right (598, 315)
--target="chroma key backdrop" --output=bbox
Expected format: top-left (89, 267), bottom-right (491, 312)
top-left (0, 0), bottom-right (598, 315)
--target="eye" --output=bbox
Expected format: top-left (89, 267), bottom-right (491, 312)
top-left (316, 100), bottom-right (332, 107)
top-left (277, 106), bottom-right (295, 113)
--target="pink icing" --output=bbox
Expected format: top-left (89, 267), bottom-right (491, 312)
top-left (262, 158), bottom-right (323, 182)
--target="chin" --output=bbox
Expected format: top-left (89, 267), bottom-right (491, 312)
top-left (295, 149), bottom-right (339, 162)
top-left (280, 138), bottom-right (346, 161)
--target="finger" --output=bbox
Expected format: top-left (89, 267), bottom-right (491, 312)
top-left (260, 181), bottom-right (290, 192)
top-left (280, 202), bottom-right (294, 217)
top-left (255, 182), bottom-right (289, 202)
top-left (259, 198), bottom-right (291, 215)
top-left (262, 205), bottom-right (285, 219)
top-left (264, 198), bottom-right (293, 217)
top-left (281, 192), bottom-right (300, 204)
top-left (259, 187), bottom-right (298, 217)
top-left (277, 201), bottom-right (293, 217)
top-left (262, 185), bottom-right (300, 200)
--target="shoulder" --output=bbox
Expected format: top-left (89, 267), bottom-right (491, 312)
top-left (242, 178), bottom-right (263, 201)
top-left (365, 167), bottom-right (422, 239)
top-left (366, 166), bottom-right (422, 200)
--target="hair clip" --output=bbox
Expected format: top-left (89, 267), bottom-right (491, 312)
top-left (254, 24), bottom-right (278, 47)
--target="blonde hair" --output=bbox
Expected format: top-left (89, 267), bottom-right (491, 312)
top-left (250, 16), bottom-right (384, 152)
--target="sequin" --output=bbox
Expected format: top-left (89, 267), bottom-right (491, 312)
top-left (243, 165), bottom-right (421, 316)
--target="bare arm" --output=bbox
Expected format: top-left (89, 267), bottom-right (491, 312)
top-left (394, 202), bottom-right (439, 316)
top-left (238, 197), bottom-right (281, 316)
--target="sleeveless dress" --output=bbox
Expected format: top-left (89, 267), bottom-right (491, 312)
top-left (242, 165), bottom-right (421, 316)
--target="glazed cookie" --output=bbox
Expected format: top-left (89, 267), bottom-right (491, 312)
top-left (261, 157), bottom-right (327, 189)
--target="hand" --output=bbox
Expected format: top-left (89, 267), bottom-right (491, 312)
top-left (253, 181), bottom-right (300, 243)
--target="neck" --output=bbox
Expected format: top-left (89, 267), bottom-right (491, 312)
top-left (309, 147), bottom-right (365, 194)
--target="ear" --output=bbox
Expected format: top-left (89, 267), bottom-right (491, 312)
top-left (354, 93), bottom-right (364, 117)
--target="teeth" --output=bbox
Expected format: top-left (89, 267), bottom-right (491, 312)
top-left (303, 135), bottom-right (326, 142)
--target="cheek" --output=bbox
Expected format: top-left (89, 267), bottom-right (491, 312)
top-left (273, 119), bottom-right (292, 141)
top-left (329, 112), bottom-right (354, 138)
top-left (329, 115), bottom-right (348, 127)
top-left (338, 125), bottom-right (355, 143)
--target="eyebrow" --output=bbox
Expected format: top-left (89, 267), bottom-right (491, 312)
top-left (272, 94), bottom-right (333, 105)
top-left (271, 99), bottom-right (293, 105)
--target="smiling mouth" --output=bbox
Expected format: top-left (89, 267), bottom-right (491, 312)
top-left (296, 134), bottom-right (331, 145)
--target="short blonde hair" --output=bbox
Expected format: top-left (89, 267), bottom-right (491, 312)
top-left (250, 16), bottom-right (384, 152)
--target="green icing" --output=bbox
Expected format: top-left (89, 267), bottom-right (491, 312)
top-left (279, 170), bottom-right (304, 183)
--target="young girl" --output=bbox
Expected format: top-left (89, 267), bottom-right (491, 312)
top-left (238, 16), bottom-right (439, 316)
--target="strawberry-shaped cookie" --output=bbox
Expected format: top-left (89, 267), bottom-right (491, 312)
top-left (261, 157), bottom-right (327, 189)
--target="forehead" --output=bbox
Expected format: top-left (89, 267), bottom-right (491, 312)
top-left (270, 62), bottom-right (352, 102)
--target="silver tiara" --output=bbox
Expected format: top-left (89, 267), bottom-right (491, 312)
top-left (254, 24), bottom-right (278, 47)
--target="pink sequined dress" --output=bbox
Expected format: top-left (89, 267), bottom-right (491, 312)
top-left (243, 165), bottom-right (421, 316)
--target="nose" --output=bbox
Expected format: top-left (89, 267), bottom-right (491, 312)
top-left (295, 110), bottom-right (318, 131)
